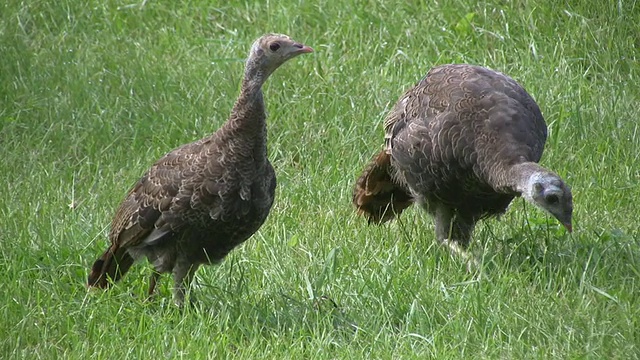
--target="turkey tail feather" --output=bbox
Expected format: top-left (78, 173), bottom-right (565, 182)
top-left (87, 246), bottom-right (134, 288)
top-left (352, 150), bottom-right (413, 224)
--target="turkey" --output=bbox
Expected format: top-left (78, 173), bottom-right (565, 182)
top-left (88, 34), bottom-right (313, 305)
top-left (353, 64), bottom-right (572, 263)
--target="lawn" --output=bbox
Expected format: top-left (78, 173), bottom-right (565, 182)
top-left (1, 0), bottom-right (638, 358)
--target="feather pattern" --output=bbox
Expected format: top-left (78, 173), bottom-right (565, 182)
top-left (88, 34), bottom-right (313, 305)
top-left (354, 64), bottom-right (572, 254)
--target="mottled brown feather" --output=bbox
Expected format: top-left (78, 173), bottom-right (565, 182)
top-left (354, 64), bottom-right (572, 250)
top-left (87, 34), bottom-right (312, 304)
top-left (352, 150), bottom-right (413, 223)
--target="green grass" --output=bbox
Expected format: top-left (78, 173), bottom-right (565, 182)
top-left (1, 0), bottom-right (639, 358)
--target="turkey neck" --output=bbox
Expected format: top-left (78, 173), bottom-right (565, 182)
top-left (491, 162), bottom-right (548, 195)
top-left (216, 63), bottom-right (271, 162)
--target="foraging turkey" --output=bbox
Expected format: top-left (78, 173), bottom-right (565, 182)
top-left (353, 64), bottom-right (572, 261)
top-left (88, 34), bottom-right (313, 305)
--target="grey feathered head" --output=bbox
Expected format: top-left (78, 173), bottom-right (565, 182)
top-left (247, 33), bottom-right (313, 77)
top-left (526, 171), bottom-right (573, 232)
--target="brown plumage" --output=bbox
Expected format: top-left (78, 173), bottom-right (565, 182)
top-left (353, 151), bottom-right (413, 223)
top-left (353, 64), bottom-right (573, 259)
top-left (88, 34), bottom-right (313, 305)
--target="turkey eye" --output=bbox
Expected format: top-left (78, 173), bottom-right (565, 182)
top-left (546, 194), bottom-right (559, 204)
top-left (269, 43), bottom-right (280, 51)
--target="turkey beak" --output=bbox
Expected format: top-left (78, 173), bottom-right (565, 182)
top-left (293, 43), bottom-right (314, 54)
top-left (563, 222), bottom-right (572, 233)
top-left (555, 212), bottom-right (572, 233)
top-left (558, 216), bottom-right (572, 233)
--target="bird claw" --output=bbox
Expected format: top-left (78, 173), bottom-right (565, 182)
top-left (442, 238), bottom-right (481, 273)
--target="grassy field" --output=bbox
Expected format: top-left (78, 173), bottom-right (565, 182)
top-left (1, 0), bottom-right (639, 358)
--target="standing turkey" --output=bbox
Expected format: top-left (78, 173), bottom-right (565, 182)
top-left (88, 34), bottom-right (313, 305)
top-left (353, 64), bottom-right (572, 263)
